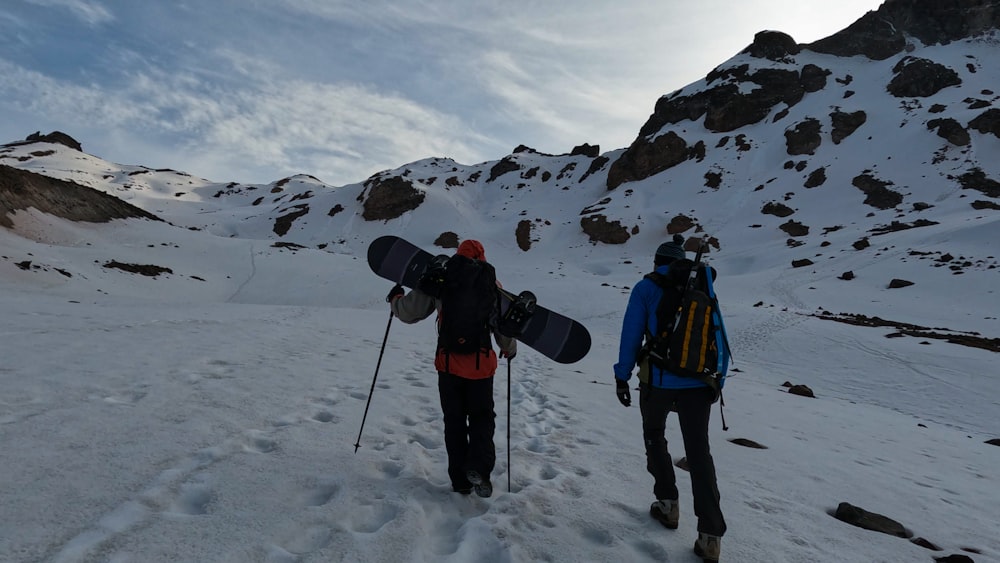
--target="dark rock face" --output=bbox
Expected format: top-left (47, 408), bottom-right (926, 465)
top-left (628, 62), bottom-right (830, 148)
top-left (888, 57), bottom-right (961, 98)
top-left (958, 168), bottom-right (1000, 198)
top-left (570, 143), bottom-right (600, 158)
top-left (515, 220), bottom-right (532, 251)
top-left (830, 110), bottom-right (867, 144)
top-left (834, 502), bottom-right (911, 538)
top-left (804, 167), bottom-right (827, 188)
top-left (807, 11), bottom-right (906, 60)
top-left (742, 30), bottom-right (801, 60)
top-left (780, 220), bottom-right (809, 237)
top-left (581, 214), bottom-right (630, 244)
top-left (853, 174), bottom-right (904, 209)
top-left (606, 131), bottom-right (688, 190)
top-left (0, 164), bottom-right (160, 228)
top-left (488, 157), bottom-right (521, 182)
top-left (969, 108), bottom-right (1000, 138)
top-left (762, 202), bottom-right (795, 217)
top-left (434, 231), bottom-right (459, 248)
top-left (785, 118), bottom-right (822, 155)
top-left (361, 175), bottom-right (425, 221)
top-left (7, 131), bottom-right (84, 151)
top-left (667, 214), bottom-right (697, 234)
top-left (273, 204), bottom-right (309, 236)
top-left (928, 118), bottom-right (971, 145)
top-left (800, 64), bottom-right (831, 93)
top-left (705, 68), bottom-right (807, 132)
top-left (807, 0), bottom-right (1000, 60)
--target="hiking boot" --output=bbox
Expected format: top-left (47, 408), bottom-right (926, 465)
top-left (452, 485), bottom-right (473, 495)
top-left (465, 470), bottom-right (493, 498)
top-left (693, 532), bottom-right (721, 562)
top-left (649, 499), bottom-right (679, 529)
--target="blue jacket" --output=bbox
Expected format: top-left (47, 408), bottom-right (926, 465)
top-left (614, 264), bottom-right (727, 389)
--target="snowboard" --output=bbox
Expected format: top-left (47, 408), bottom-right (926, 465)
top-left (367, 235), bottom-right (591, 364)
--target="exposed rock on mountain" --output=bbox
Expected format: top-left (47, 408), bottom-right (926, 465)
top-left (852, 174), bottom-right (904, 209)
top-left (887, 57), bottom-right (962, 98)
top-left (968, 108), bottom-right (1000, 138)
top-left (0, 164), bottom-right (159, 229)
top-left (360, 174), bottom-right (425, 221)
top-left (3, 131), bottom-right (83, 152)
top-left (606, 131), bottom-right (688, 190)
top-left (742, 30), bottom-right (800, 61)
top-left (830, 110), bottom-right (867, 144)
top-left (785, 118), bottom-right (823, 155)
top-left (581, 214), bottom-right (631, 244)
top-left (808, 0), bottom-right (1000, 60)
top-left (928, 118), bottom-right (971, 146)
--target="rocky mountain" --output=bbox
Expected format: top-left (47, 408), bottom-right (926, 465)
top-left (0, 0), bottom-right (997, 345)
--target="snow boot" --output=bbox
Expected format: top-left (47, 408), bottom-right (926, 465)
top-left (649, 499), bottom-right (679, 529)
top-left (693, 532), bottom-right (721, 562)
top-left (465, 470), bottom-right (493, 498)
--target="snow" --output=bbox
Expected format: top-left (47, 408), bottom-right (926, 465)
top-left (2, 215), bottom-right (997, 563)
top-left (3, 37), bottom-right (1000, 563)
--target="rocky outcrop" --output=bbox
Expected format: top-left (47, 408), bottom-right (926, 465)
top-left (807, 0), bottom-right (1000, 60)
top-left (887, 57), bottom-right (961, 98)
top-left (2, 131), bottom-right (83, 152)
top-left (361, 175), bottom-right (425, 221)
top-left (742, 30), bottom-right (800, 61)
top-left (581, 214), bottom-right (630, 244)
top-left (928, 118), bottom-right (971, 146)
top-left (785, 118), bottom-right (823, 155)
top-left (762, 202), bottom-right (795, 217)
top-left (628, 63), bottom-right (830, 146)
top-left (570, 143), bottom-right (600, 158)
top-left (488, 157), bottom-right (521, 182)
top-left (830, 110), bottom-right (867, 144)
top-left (515, 220), bottom-right (532, 251)
top-left (968, 108), bottom-right (1000, 138)
top-left (853, 174), bottom-right (904, 209)
top-left (833, 502), bottom-right (911, 538)
top-left (606, 131), bottom-right (688, 190)
top-left (0, 164), bottom-right (160, 229)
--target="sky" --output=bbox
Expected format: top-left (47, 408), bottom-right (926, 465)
top-left (2, 84), bottom-right (998, 561)
top-left (0, 0), bottom-right (885, 186)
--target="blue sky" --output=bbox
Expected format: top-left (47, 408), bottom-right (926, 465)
top-left (0, 0), bottom-right (883, 185)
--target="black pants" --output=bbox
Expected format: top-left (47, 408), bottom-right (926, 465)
top-left (639, 384), bottom-right (726, 537)
top-left (438, 372), bottom-right (496, 489)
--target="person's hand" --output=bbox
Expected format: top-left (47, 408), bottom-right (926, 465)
top-left (386, 284), bottom-right (405, 303)
top-left (615, 378), bottom-right (631, 407)
top-left (500, 349), bottom-right (516, 361)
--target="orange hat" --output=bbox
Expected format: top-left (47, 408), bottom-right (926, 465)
top-left (457, 239), bottom-right (486, 261)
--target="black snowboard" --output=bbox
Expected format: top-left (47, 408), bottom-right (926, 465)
top-left (367, 235), bottom-right (591, 364)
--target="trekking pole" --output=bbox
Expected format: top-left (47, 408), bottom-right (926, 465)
top-left (507, 358), bottom-right (512, 492)
top-left (353, 311), bottom-right (394, 453)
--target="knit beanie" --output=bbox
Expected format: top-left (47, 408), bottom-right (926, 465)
top-left (654, 234), bottom-right (686, 266)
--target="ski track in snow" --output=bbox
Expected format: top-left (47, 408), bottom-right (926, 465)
top-left (22, 306), bottom-right (648, 563)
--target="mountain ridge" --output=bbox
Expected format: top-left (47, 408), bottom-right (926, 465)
top-left (0, 0), bottom-right (997, 345)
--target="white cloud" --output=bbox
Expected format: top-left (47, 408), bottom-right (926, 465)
top-left (21, 0), bottom-right (113, 25)
top-left (0, 53), bottom-right (496, 184)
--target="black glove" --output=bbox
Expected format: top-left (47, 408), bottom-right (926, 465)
top-left (615, 378), bottom-right (631, 407)
top-left (386, 284), bottom-right (405, 303)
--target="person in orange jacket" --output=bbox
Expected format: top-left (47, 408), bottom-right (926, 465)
top-left (387, 239), bottom-right (516, 497)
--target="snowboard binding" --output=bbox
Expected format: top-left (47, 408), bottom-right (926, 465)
top-left (498, 290), bottom-right (536, 337)
top-left (417, 254), bottom-right (449, 297)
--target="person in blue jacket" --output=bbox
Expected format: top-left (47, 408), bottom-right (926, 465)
top-left (614, 234), bottom-right (726, 562)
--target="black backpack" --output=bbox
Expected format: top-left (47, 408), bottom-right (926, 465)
top-left (436, 255), bottom-right (499, 355)
top-left (642, 257), bottom-right (728, 386)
